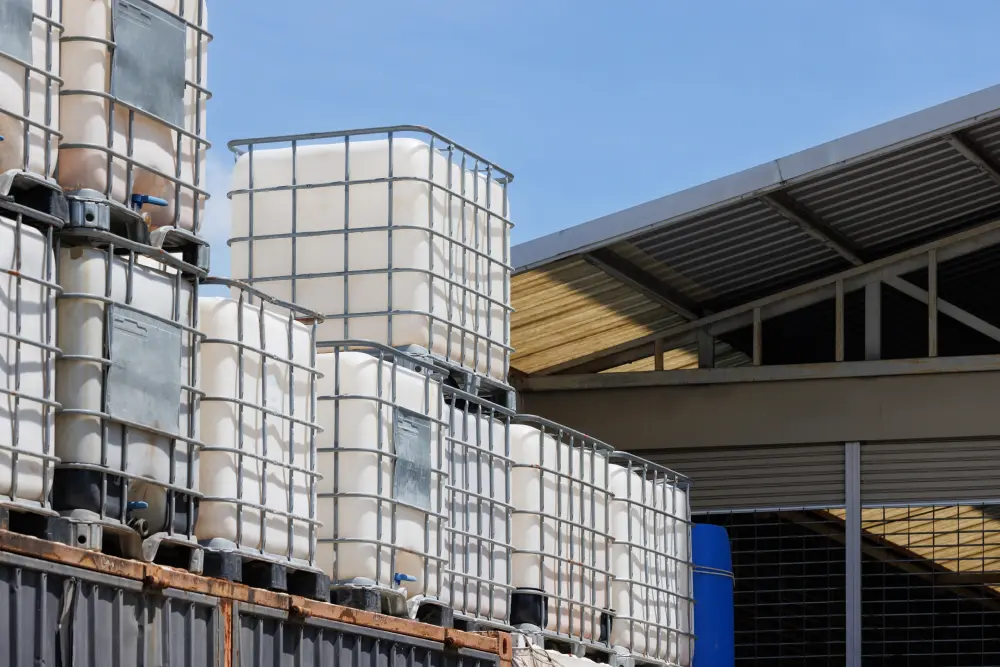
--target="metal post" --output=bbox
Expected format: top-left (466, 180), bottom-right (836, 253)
top-left (865, 281), bottom-right (881, 361)
top-left (835, 279), bottom-right (845, 362)
top-left (845, 441), bottom-right (862, 667)
top-left (752, 307), bottom-right (762, 365)
top-left (928, 249), bottom-right (938, 357)
top-left (697, 330), bottom-right (715, 369)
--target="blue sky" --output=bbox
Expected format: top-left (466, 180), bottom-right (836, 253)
top-left (204, 0), bottom-right (1000, 279)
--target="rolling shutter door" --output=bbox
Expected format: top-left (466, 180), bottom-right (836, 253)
top-left (650, 443), bottom-right (846, 511)
top-left (861, 439), bottom-right (1000, 505)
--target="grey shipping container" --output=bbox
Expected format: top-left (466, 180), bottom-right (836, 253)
top-left (0, 533), bottom-right (512, 667)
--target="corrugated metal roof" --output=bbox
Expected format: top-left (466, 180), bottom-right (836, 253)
top-left (511, 258), bottom-right (686, 374)
top-left (511, 85), bottom-right (1000, 375)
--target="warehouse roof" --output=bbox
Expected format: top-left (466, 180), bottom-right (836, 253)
top-left (511, 84), bottom-right (1000, 375)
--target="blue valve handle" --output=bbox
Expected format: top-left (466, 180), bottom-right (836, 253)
top-left (127, 500), bottom-right (149, 511)
top-left (393, 573), bottom-right (417, 585)
top-left (131, 194), bottom-right (168, 210)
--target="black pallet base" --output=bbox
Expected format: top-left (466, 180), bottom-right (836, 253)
top-left (400, 347), bottom-right (516, 411)
top-left (0, 504), bottom-right (67, 541)
top-left (328, 583), bottom-right (410, 617)
top-left (202, 548), bottom-right (330, 601)
top-left (0, 169), bottom-right (69, 230)
top-left (511, 588), bottom-right (615, 659)
top-left (0, 504), bottom-right (204, 573)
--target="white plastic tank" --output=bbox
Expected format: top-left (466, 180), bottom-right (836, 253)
top-left (54, 241), bottom-right (200, 536)
top-left (0, 0), bottom-right (61, 176)
top-left (0, 215), bottom-right (56, 508)
top-left (509, 416), bottom-right (612, 642)
top-left (228, 129), bottom-right (512, 382)
top-left (609, 455), bottom-right (694, 666)
top-left (58, 0), bottom-right (209, 231)
top-left (196, 283), bottom-right (321, 564)
top-left (443, 391), bottom-right (512, 622)
top-left (315, 345), bottom-right (446, 599)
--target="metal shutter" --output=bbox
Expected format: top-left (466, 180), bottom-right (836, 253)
top-left (650, 444), bottom-right (846, 511)
top-left (861, 439), bottom-right (1000, 505)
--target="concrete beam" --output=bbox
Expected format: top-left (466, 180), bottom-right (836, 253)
top-left (520, 354), bottom-right (1000, 392)
top-left (520, 364), bottom-right (1000, 449)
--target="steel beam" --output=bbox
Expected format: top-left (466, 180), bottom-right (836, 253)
top-left (536, 216), bottom-right (1000, 376)
top-left (883, 276), bottom-right (1000, 343)
top-left (583, 248), bottom-right (700, 320)
top-left (945, 132), bottom-right (1000, 189)
top-left (759, 193), bottom-right (867, 264)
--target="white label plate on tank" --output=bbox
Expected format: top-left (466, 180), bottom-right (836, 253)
top-left (105, 304), bottom-right (183, 436)
top-left (0, 0), bottom-right (33, 63)
top-left (112, 0), bottom-right (186, 128)
top-left (393, 408), bottom-right (432, 512)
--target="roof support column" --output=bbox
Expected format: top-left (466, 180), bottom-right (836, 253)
top-left (697, 331), bottom-right (715, 369)
top-left (865, 282), bottom-right (881, 361)
top-left (845, 441), bottom-right (862, 667)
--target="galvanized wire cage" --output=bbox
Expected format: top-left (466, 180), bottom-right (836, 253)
top-left (443, 384), bottom-right (514, 624)
top-left (608, 451), bottom-right (695, 666)
top-left (227, 126), bottom-right (514, 386)
top-left (315, 340), bottom-right (448, 600)
top-left (57, 0), bottom-right (211, 232)
top-left (0, 0), bottom-right (63, 177)
top-left (196, 276), bottom-right (323, 566)
top-left (509, 414), bottom-right (615, 646)
top-left (0, 195), bottom-right (63, 513)
top-left (53, 227), bottom-right (206, 548)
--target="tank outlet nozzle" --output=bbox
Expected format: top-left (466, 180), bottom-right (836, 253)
top-left (130, 194), bottom-right (169, 211)
top-left (394, 573), bottom-right (417, 585)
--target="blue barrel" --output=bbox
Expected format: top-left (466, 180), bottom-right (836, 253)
top-left (692, 523), bottom-right (735, 667)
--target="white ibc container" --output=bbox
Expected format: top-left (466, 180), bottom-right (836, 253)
top-left (315, 344), bottom-right (446, 599)
top-left (228, 128), bottom-right (513, 382)
top-left (0, 0), bottom-right (61, 176)
top-left (509, 416), bottom-right (612, 643)
top-left (0, 215), bottom-right (57, 509)
top-left (196, 280), bottom-right (322, 564)
top-left (54, 236), bottom-right (201, 538)
top-left (609, 454), bottom-right (694, 666)
top-left (443, 390), bottom-right (512, 622)
top-left (58, 0), bottom-right (210, 231)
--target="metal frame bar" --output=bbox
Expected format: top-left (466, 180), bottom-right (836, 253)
top-left (583, 248), bottom-right (700, 320)
top-left (534, 216), bottom-right (1000, 375)
top-left (945, 132), bottom-right (1000, 189)
top-left (844, 442), bottom-right (862, 667)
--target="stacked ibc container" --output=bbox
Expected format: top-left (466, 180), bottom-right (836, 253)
top-left (227, 127), bottom-right (517, 624)
top-left (224, 129), bottom-right (696, 665)
top-left (0, 0), bottom-right (212, 568)
top-left (0, 0), bottom-right (332, 595)
top-left (0, 0), bottom-right (64, 528)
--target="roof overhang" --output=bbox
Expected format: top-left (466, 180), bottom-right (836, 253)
top-left (511, 84), bottom-right (1000, 376)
